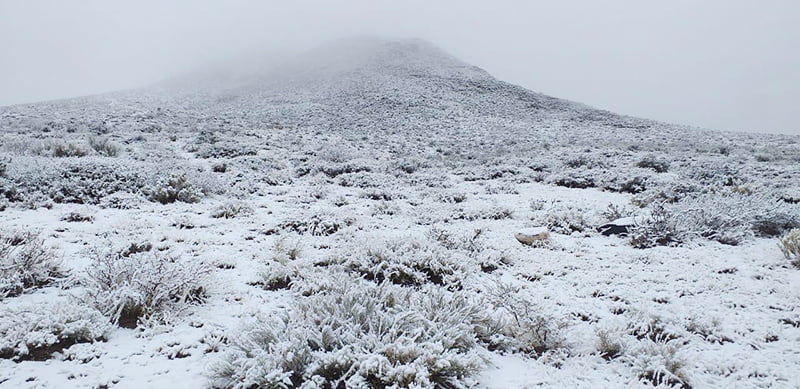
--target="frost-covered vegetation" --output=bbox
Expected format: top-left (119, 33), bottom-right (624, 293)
top-left (212, 282), bottom-right (500, 389)
top-left (779, 229), bottom-right (800, 267)
top-left (0, 230), bottom-right (62, 299)
top-left (0, 38), bottom-right (798, 388)
top-left (0, 302), bottom-right (110, 361)
top-left (82, 249), bottom-right (211, 328)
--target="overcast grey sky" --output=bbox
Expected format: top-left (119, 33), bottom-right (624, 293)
top-left (1, 0), bottom-right (798, 134)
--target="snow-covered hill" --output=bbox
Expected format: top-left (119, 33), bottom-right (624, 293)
top-left (1, 38), bottom-right (799, 388)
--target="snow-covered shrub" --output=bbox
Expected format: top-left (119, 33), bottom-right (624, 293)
top-left (46, 140), bottom-right (88, 157)
top-left (596, 329), bottom-right (623, 360)
top-left (61, 211), bottom-right (93, 222)
top-left (6, 158), bottom-right (146, 204)
top-left (536, 204), bottom-right (593, 234)
top-left (550, 170), bottom-right (596, 189)
top-left (0, 230), bottom-right (62, 299)
top-left (370, 201), bottom-right (401, 216)
top-left (0, 302), bottom-right (110, 361)
top-left (633, 181), bottom-right (701, 206)
top-left (629, 204), bottom-right (680, 249)
top-left (625, 339), bottom-right (689, 389)
top-left (467, 205), bottom-right (513, 221)
top-left (317, 161), bottom-right (373, 178)
top-left (196, 143), bottom-right (257, 159)
top-left (563, 156), bottom-right (593, 169)
top-left (484, 182), bottom-right (519, 195)
top-left (636, 156), bottom-right (669, 173)
top-left (395, 156), bottom-right (429, 174)
top-left (211, 282), bottom-right (501, 389)
top-left (255, 238), bottom-right (304, 291)
top-left (433, 190), bottom-right (467, 204)
top-left (212, 162), bottom-right (228, 173)
top-left (598, 313), bottom-right (691, 387)
top-left (120, 241), bottom-right (153, 257)
top-left (257, 262), bottom-right (296, 291)
top-left (687, 161), bottom-right (741, 187)
top-left (99, 192), bottom-right (144, 210)
top-left (87, 136), bottom-right (120, 157)
top-left (675, 194), bottom-right (758, 245)
top-left (361, 188), bottom-right (405, 201)
top-left (486, 283), bottom-right (565, 355)
top-left (280, 213), bottom-right (351, 236)
top-left (211, 201), bottom-right (253, 219)
top-left (271, 237), bottom-right (303, 265)
top-left (336, 171), bottom-right (396, 189)
top-left (334, 238), bottom-right (469, 288)
top-left (146, 174), bottom-right (203, 204)
top-left (427, 226), bottom-right (482, 251)
top-left (779, 229), bottom-right (800, 267)
top-left (83, 249), bottom-right (211, 328)
top-left (601, 203), bottom-right (634, 222)
top-left (615, 176), bottom-right (649, 194)
top-left (632, 191), bottom-right (799, 247)
top-left (595, 168), bottom-right (652, 194)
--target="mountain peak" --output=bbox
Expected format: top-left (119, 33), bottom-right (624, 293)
top-left (272, 36), bottom-right (491, 83)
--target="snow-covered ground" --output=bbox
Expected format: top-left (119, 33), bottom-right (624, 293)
top-left (1, 38), bottom-right (799, 388)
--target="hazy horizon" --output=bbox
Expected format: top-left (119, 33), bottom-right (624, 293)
top-left (1, 0), bottom-right (798, 135)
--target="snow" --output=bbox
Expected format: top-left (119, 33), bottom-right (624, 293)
top-left (0, 37), bottom-right (798, 388)
top-left (516, 227), bottom-right (549, 236)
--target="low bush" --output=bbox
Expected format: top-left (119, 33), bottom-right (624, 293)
top-left (5, 158), bottom-right (146, 205)
top-left (779, 229), bottom-right (800, 267)
top-left (211, 282), bottom-right (503, 389)
top-left (625, 340), bottom-right (690, 389)
top-left (0, 302), bottom-right (110, 361)
top-left (196, 144), bottom-right (257, 159)
top-left (629, 204), bottom-right (681, 249)
top-left (120, 241), bottom-right (153, 257)
top-left (318, 162), bottom-right (372, 178)
top-left (61, 211), bottom-right (93, 222)
top-left (87, 136), bottom-right (120, 157)
top-left (280, 214), bottom-right (351, 236)
top-left (434, 191), bottom-right (467, 204)
top-left (83, 249), bottom-right (211, 328)
top-left (254, 238), bottom-right (304, 291)
top-left (486, 282), bottom-right (565, 356)
top-left (335, 239), bottom-right (468, 288)
top-left (636, 156), bottom-right (669, 173)
top-left (146, 174), bottom-right (204, 204)
top-left (552, 172), bottom-right (596, 189)
top-left (211, 201), bottom-right (253, 219)
top-left (100, 192), bottom-right (144, 210)
top-left (632, 192), bottom-right (800, 247)
top-left (535, 204), bottom-right (593, 235)
top-left (469, 205), bottom-right (513, 221)
top-left (617, 176), bottom-right (649, 194)
top-left (0, 230), bottom-right (62, 299)
top-left (47, 140), bottom-right (88, 158)
top-left (596, 313), bottom-right (691, 388)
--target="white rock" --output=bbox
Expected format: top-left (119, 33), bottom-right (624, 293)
top-left (515, 228), bottom-right (550, 246)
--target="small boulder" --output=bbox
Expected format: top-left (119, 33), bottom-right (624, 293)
top-left (597, 217), bottom-right (635, 236)
top-left (515, 227), bottom-right (550, 246)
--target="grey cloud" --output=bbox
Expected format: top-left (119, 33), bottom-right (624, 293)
top-left (0, 0), bottom-right (797, 134)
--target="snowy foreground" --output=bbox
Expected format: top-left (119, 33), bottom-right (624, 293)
top-left (1, 38), bottom-right (799, 388)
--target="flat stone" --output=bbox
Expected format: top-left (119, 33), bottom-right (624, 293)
top-left (515, 228), bottom-right (550, 246)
